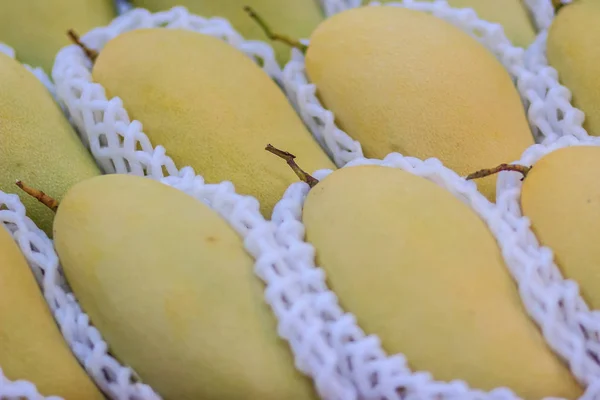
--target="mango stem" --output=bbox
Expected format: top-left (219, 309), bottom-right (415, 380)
top-left (15, 181), bottom-right (59, 212)
top-left (243, 6), bottom-right (308, 53)
top-left (265, 144), bottom-right (319, 188)
top-left (466, 164), bottom-right (532, 182)
top-left (552, 0), bottom-right (566, 12)
top-left (67, 29), bottom-right (98, 62)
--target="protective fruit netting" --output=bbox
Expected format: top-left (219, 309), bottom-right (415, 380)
top-left (0, 44), bottom-right (161, 400)
top-left (51, 7), bottom-right (356, 400)
top-left (281, 0), bottom-right (557, 168)
top-left (523, 29), bottom-right (589, 144)
top-left (52, 6), bottom-right (282, 177)
top-left (493, 0), bottom-right (600, 389)
top-left (271, 153), bottom-right (600, 400)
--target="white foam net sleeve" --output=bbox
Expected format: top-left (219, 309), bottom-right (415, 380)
top-left (282, 0), bottom-right (562, 167)
top-left (46, 7), bottom-right (357, 400)
top-left (271, 151), bottom-right (600, 400)
top-left (523, 0), bottom-right (555, 32)
top-left (522, 27), bottom-right (590, 145)
top-left (51, 5), bottom-right (282, 177)
top-left (494, 134), bottom-right (600, 391)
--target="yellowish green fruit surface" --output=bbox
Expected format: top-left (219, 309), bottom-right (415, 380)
top-left (521, 145), bottom-right (600, 309)
top-left (54, 174), bottom-right (318, 400)
top-left (302, 165), bottom-right (581, 399)
top-left (92, 28), bottom-right (334, 218)
top-left (366, 0), bottom-right (536, 48)
top-left (547, 0), bottom-right (600, 136)
top-left (0, 0), bottom-right (116, 74)
top-left (0, 226), bottom-right (104, 399)
top-left (129, 0), bottom-right (323, 65)
top-left (0, 53), bottom-right (101, 237)
top-left (305, 6), bottom-right (534, 201)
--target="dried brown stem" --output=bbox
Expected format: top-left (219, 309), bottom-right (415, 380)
top-left (466, 164), bottom-right (532, 182)
top-left (67, 29), bottom-right (98, 62)
top-left (265, 144), bottom-right (319, 188)
top-left (244, 6), bottom-right (308, 53)
top-left (15, 181), bottom-right (59, 212)
top-left (552, 0), bottom-right (566, 13)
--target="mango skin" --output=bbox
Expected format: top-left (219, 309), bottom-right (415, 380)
top-left (0, 53), bottom-right (101, 237)
top-left (521, 146), bottom-right (600, 309)
top-left (54, 174), bottom-right (318, 400)
top-left (129, 0), bottom-right (323, 65)
top-left (302, 165), bottom-right (582, 399)
top-left (92, 29), bottom-right (334, 218)
top-left (0, 225), bottom-right (104, 399)
top-left (305, 6), bottom-right (534, 201)
top-left (0, 0), bottom-right (116, 74)
top-left (366, 0), bottom-right (536, 48)
top-left (547, 0), bottom-right (600, 136)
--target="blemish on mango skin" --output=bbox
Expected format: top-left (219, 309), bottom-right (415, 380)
top-left (206, 236), bottom-right (218, 244)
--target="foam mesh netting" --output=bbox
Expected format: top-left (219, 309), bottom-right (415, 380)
top-left (0, 43), bottom-right (162, 400)
top-left (49, 7), bottom-right (356, 400)
top-left (522, 21), bottom-right (590, 144)
top-left (52, 6), bottom-right (282, 177)
top-left (494, 135), bottom-right (600, 389)
top-left (281, 0), bottom-right (563, 168)
top-left (523, 0), bottom-right (555, 31)
top-left (271, 153), bottom-right (600, 400)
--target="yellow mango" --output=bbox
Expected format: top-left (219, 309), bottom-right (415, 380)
top-left (0, 0), bottom-right (116, 74)
top-left (521, 145), bottom-right (600, 308)
top-left (0, 52), bottom-right (101, 237)
top-left (303, 164), bottom-right (581, 399)
top-left (91, 28), bottom-right (334, 218)
top-left (54, 174), bottom-right (318, 400)
top-left (304, 6), bottom-right (534, 201)
top-left (365, 0), bottom-right (536, 48)
top-left (547, 0), bottom-right (600, 136)
top-left (0, 225), bottom-right (104, 399)
top-left (129, 0), bottom-right (324, 65)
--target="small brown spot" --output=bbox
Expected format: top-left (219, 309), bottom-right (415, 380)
top-left (206, 236), bottom-right (218, 243)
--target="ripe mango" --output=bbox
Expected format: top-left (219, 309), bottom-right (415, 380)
top-left (0, 0), bottom-right (116, 74)
top-left (91, 28), bottom-right (334, 218)
top-left (0, 224), bottom-right (104, 399)
top-left (365, 0), bottom-right (536, 48)
top-left (304, 6), bottom-right (534, 201)
top-left (0, 52), bottom-right (101, 237)
top-left (53, 174), bottom-right (318, 400)
top-left (521, 145), bottom-right (600, 309)
top-left (547, 0), bottom-right (600, 136)
top-left (129, 0), bottom-right (323, 65)
top-left (302, 164), bottom-right (581, 399)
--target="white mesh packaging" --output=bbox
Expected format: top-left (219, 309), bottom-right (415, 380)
top-left (52, 6), bottom-right (282, 177)
top-left (0, 42), bottom-right (162, 399)
top-left (493, 135), bottom-right (600, 389)
top-left (49, 9), bottom-right (357, 400)
top-left (270, 151), bottom-right (600, 400)
top-left (281, 0), bottom-right (559, 167)
top-left (522, 29), bottom-right (589, 145)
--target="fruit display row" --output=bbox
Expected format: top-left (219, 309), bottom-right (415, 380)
top-left (0, 0), bottom-right (599, 399)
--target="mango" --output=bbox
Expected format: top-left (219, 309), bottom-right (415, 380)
top-left (0, 224), bottom-right (104, 399)
top-left (53, 174), bottom-right (318, 400)
top-left (0, 52), bottom-right (101, 237)
top-left (364, 0), bottom-right (536, 48)
top-left (547, 0), bottom-right (600, 136)
top-left (521, 145), bottom-right (600, 309)
top-left (302, 164), bottom-right (581, 399)
top-left (91, 28), bottom-right (334, 218)
top-left (0, 0), bottom-right (116, 74)
top-left (304, 6), bottom-right (534, 201)
top-left (129, 0), bottom-right (324, 65)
